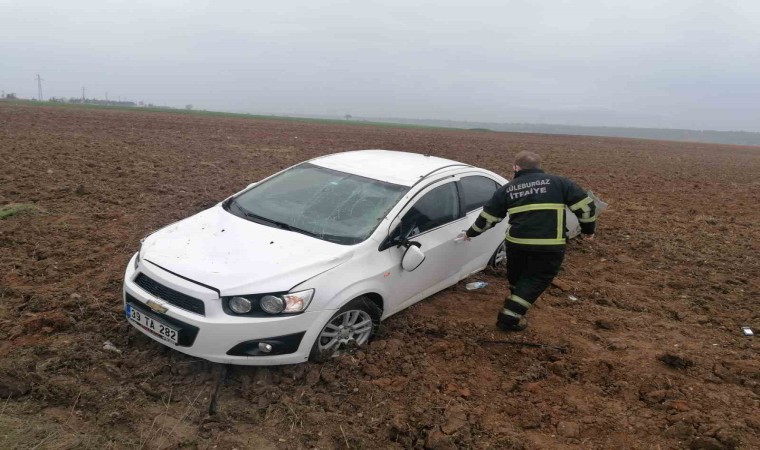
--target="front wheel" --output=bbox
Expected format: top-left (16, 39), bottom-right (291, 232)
top-left (489, 240), bottom-right (507, 268)
top-left (309, 296), bottom-right (381, 362)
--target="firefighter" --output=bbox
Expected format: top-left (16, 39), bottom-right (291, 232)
top-left (461, 151), bottom-right (597, 331)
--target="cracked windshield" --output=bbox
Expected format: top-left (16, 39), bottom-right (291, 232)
top-left (231, 163), bottom-right (408, 244)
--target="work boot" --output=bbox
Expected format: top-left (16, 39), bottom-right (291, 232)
top-left (496, 314), bottom-right (528, 332)
top-left (497, 319), bottom-right (528, 332)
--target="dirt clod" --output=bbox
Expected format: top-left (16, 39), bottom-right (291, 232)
top-left (425, 427), bottom-right (456, 450)
top-left (594, 319), bottom-right (616, 330)
top-left (669, 400), bottom-right (691, 412)
top-left (660, 353), bottom-right (695, 370)
top-left (664, 421), bottom-right (695, 439)
top-left (0, 378), bottom-right (31, 398)
top-left (557, 421), bottom-right (580, 438)
top-left (442, 405), bottom-right (468, 434)
top-left (551, 278), bottom-right (572, 291)
top-left (690, 437), bottom-right (727, 450)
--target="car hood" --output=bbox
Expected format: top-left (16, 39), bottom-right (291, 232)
top-left (142, 206), bottom-right (353, 295)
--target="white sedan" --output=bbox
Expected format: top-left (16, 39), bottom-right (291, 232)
top-left (123, 150), bottom-right (515, 365)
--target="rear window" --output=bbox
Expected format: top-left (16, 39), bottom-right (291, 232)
top-left (460, 176), bottom-right (499, 212)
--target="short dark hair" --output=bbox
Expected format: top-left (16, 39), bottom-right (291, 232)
top-left (514, 151), bottom-right (541, 169)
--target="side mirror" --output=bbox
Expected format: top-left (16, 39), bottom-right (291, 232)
top-left (379, 223), bottom-right (411, 252)
top-left (401, 242), bottom-right (425, 272)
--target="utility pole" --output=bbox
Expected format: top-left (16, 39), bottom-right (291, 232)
top-left (105, 92), bottom-right (108, 101)
top-left (36, 74), bottom-right (44, 101)
top-left (82, 86), bottom-right (86, 102)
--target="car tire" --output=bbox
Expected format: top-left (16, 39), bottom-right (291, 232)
top-left (309, 296), bottom-right (381, 363)
top-left (489, 239), bottom-right (507, 268)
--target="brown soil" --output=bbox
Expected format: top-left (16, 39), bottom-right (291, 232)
top-left (1, 103), bottom-right (758, 449)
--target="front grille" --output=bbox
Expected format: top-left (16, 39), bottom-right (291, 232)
top-left (134, 273), bottom-right (206, 316)
top-left (125, 293), bottom-right (199, 347)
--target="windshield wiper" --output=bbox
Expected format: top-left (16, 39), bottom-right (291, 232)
top-left (230, 201), bottom-right (338, 241)
top-left (241, 210), bottom-right (288, 229)
top-left (285, 225), bottom-right (322, 238)
top-left (240, 210), bottom-right (321, 238)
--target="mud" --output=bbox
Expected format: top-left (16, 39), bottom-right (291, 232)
top-left (1, 103), bottom-right (758, 449)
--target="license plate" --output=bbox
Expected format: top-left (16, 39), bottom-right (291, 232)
top-left (126, 303), bottom-right (180, 345)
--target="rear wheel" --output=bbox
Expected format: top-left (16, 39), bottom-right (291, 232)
top-left (489, 240), bottom-right (507, 268)
top-left (309, 296), bottom-right (381, 362)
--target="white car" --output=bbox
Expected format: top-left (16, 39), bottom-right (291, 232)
top-left (123, 150), bottom-right (519, 365)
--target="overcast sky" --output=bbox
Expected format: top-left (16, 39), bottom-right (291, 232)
top-left (2, 0), bottom-right (759, 131)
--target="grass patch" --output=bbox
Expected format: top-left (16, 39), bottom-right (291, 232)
top-left (0, 204), bottom-right (36, 219)
top-left (0, 413), bottom-right (113, 449)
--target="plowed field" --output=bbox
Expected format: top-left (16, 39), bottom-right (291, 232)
top-left (1, 103), bottom-right (758, 449)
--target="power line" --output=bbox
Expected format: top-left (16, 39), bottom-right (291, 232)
top-left (35, 74), bottom-right (44, 101)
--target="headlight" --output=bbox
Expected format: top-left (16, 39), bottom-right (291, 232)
top-left (260, 295), bottom-right (284, 314)
top-left (222, 289), bottom-right (315, 316)
top-left (282, 290), bottom-right (314, 313)
top-left (229, 296), bottom-right (252, 313)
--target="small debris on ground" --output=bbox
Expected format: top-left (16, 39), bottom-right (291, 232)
top-left (102, 341), bottom-right (122, 354)
top-left (465, 281), bottom-right (488, 290)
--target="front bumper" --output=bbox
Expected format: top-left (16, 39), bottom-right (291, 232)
top-left (123, 254), bottom-right (335, 365)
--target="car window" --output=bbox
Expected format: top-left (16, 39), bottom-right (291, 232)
top-left (460, 176), bottom-right (499, 212)
top-left (398, 182), bottom-right (460, 238)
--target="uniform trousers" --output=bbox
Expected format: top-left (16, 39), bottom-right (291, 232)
top-left (498, 244), bottom-right (565, 326)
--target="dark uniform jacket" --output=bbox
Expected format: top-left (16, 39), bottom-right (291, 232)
top-left (466, 168), bottom-right (596, 252)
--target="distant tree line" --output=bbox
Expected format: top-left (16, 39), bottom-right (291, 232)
top-left (490, 123), bottom-right (760, 147)
top-left (366, 117), bottom-right (760, 147)
top-left (49, 97), bottom-right (137, 107)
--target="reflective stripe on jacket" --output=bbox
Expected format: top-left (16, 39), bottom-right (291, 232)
top-left (466, 168), bottom-right (596, 251)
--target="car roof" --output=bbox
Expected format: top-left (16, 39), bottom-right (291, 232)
top-left (310, 150), bottom-right (471, 187)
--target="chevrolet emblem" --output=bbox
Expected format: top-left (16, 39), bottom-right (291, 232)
top-left (146, 299), bottom-right (168, 314)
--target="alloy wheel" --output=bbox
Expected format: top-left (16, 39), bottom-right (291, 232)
top-left (492, 241), bottom-right (507, 267)
top-left (317, 309), bottom-right (373, 356)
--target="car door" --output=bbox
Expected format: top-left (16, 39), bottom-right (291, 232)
top-left (382, 180), bottom-right (467, 315)
top-left (457, 174), bottom-right (507, 278)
